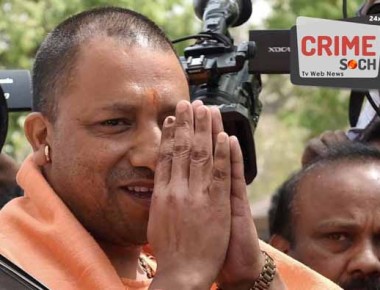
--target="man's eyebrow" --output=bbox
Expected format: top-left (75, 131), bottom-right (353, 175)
top-left (98, 103), bottom-right (137, 113)
top-left (317, 219), bottom-right (360, 231)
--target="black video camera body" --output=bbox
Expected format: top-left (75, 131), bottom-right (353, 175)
top-left (176, 0), bottom-right (292, 184)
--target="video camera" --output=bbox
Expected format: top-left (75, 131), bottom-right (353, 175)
top-left (174, 0), bottom-right (291, 184)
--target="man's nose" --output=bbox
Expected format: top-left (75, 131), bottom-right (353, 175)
top-left (128, 125), bottom-right (161, 172)
top-left (347, 240), bottom-right (380, 278)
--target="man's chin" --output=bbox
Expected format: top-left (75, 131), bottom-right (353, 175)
top-left (119, 232), bottom-right (148, 246)
top-left (91, 227), bottom-right (148, 247)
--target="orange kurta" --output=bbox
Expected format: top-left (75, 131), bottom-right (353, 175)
top-left (0, 155), bottom-right (341, 289)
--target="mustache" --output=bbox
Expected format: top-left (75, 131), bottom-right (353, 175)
top-left (108, 167), bottom-right (155, 183)
top-left (342, 276), bottom-right (380, 290)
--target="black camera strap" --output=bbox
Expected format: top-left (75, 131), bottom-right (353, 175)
top-left (0, 85), bottom-right (8, 153)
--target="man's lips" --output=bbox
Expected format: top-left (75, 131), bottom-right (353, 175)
top-left (126, 185), bottom-right (153, 192)
top-left (120, 181), bottom-right (154, 199)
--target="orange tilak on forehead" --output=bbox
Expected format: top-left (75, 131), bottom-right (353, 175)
top-left (144, 89), bottom-right (160, 109)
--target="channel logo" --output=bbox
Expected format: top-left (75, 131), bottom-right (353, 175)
top-left (291, 16), bottom-right (380, 89)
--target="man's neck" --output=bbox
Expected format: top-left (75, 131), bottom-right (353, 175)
top-left (98, 241), bottom-right (145, 279)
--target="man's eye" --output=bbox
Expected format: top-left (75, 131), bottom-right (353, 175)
top-left (321, 232), bottom-right (352, 253)
top-left (326, 233), bottom-right (348, 241)
top-left (101, 119), bottom-right (131, 127)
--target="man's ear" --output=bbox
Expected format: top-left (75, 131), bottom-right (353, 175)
top-left (24, 112), bottom-right (52, 166)
top-left (269, 234), bottom-right (291, 254)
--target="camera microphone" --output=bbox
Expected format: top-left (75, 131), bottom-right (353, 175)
top-left (193, 0), bottom-right (252, 34)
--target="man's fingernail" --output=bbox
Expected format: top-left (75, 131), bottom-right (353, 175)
top-left (217, 133), bottom-right (227, 143)
top-left (197, 106), bottom-right (206, 119)
top-left (192, 100), bottom-right (204, 106)
top-left (230, 135), bottom-right (238, 142)
top-left (177, 101), bottom-right (188, 113)
top-left (165, 116), bottom-right (175, 125)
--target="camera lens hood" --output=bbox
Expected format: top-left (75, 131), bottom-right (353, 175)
top-left (194, 0), bottom-right (252, 27)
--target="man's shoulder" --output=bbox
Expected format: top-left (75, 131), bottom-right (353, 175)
top-left (259, 240), bottom-right (342, 290)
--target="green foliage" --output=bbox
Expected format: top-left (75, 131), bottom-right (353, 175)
top-left (266, 0), bottom-right (363, 29)
top-left (278, 86), bottom-right (349, 134)
top-left (0, 0), bottom-right (199, 160)
top-left (0, 0), bottom-right (198, 69)
top-left (264, 0), bottom-right (364, 139)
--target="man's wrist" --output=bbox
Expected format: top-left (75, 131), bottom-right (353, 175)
top-left (217, 251), bottom-right (277, 290)
top-left (150, 267), bottom-right (213, 290)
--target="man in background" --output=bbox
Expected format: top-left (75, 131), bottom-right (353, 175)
top-left (269, 143), bottom-right (380, 289)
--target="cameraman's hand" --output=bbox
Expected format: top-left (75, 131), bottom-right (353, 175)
top-left (301, 130), bottom-right (349, 167)
top-left (148, 101), bottom-right (231, 290)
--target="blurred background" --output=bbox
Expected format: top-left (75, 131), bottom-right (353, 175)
top-left (0, 0), bottom-right (364, 236)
